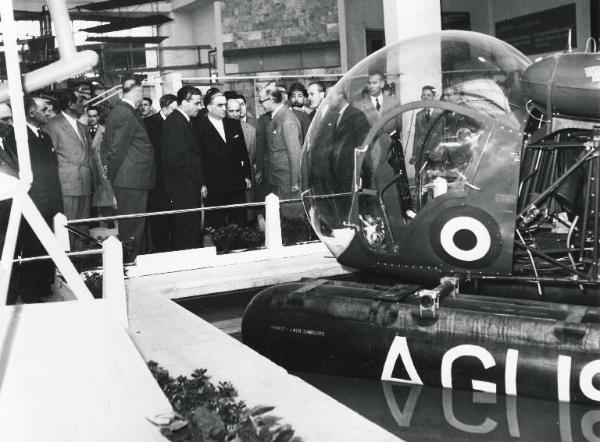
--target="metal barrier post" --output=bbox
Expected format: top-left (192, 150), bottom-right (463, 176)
top-left (102, 236), bottom-right (128, 328)
top-left (264, 193), bottom-right (283, 249)
top-left (53, 213), bottom-right (71, 252)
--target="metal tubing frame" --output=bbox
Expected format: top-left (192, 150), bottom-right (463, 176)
top-left (0, 0), bottom-right (97, 304)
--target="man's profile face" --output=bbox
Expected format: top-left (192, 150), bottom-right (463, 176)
top-left (226, 99), bottom-right (242, 120)
top-left (183, 94), bottom-right (202, 118)
top-left (208, 94), bottom-right (227, 119)
top-left (30, 97), bottom-right (49, 126)
top-left (421, 89), bottom-right (435, 101)
top-left (0, 103), bottom-right (13, 126)
top-left (258, 90), bottom-right (273, 112)
top-left (87, 109), bottom-right (99, 126)
top-left (367, 74), bottom-right (385, 97)
top-left (307, 85), bottom-right (324, 110)
top-left (290, 91), bottom-right (305, 108)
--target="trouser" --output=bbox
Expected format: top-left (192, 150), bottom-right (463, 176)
top-left (113, 187), bottom-right (148, 261)
top-left (206, 190), bottom-right (246, 229)
top-left (62, 194), bottom-right (91, 251)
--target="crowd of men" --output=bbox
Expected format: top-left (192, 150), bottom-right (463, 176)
top-left (0, 70), bottom-right (432, 304)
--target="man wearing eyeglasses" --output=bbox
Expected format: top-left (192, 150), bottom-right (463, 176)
top-left (258, 82), bottom-right (303, 218)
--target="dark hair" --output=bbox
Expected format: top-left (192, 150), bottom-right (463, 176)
top-left (122, 78), bottom-right (142, 93)
top-left (57, 90), bottom-right (78, 111)
top-left (308, 81), bottom-right (326, 93)
top-left (368, 70), bottom-right (386, 82)
top-left (86, 105), bottom-right (100, 114)
top-left (142, 97), bottom-right (152, 105)
top-left (176, 86), bottom-right (201, 106)
top-left (237, 94), bottom-right (247, 104)
top-left (289, 82), bottom-right (307, 97)
top-left (203, 88), bottom-right (222, 107)
top-left (23, 95), bottom-right (38, 115)
top-left (422, 85), bottom-right (436, 95)
top-left (159, 93), bottom-right (177, 109)
top-left (224, 90), bottom-right (239, 101)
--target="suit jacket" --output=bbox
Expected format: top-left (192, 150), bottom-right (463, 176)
top-left (332, 105), bottom-right (370, 191)
top-left (195, 116), bottom-right (251, 194)
top-left (412, 108), bottom-right (442, 163)
top-left (353, 92), bottom-right (402, 134)
top-left (292, 108), bottom-right (310, 142)
top-left (267, 105), bottom-right (303, 190)
top-left (5, 127), bottom-right (63, 216)
top-left (144, 112), bottom-right (165, 158)
top-left (44, 113), bottom-right (96, 196)
top-left (161, 109), bottom-right (203, 207)
top-left (86, 123), bottom-right (106, 179)
top-left (240, 120), bottom-right (256, 164)
top-left (101, 100), bottom-right (155, 190)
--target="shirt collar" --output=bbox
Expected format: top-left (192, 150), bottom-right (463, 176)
top-left (176, 108), bottom-right (190, 122)
top-left (207, 114), bottom-right (223, 126)
top-left (159, 110), bottom-right (168, 120)
top-left (271, 103), bottom-right (284, 119)
top-left (370, 93), bottom-right (383, 104)
top-left (62, 110), bottom-right (78, 126)
top-left (26, 122), bottom-right (41, 136)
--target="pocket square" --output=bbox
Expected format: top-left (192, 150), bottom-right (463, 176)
top-left (233, 134), bottom-right (240, 139)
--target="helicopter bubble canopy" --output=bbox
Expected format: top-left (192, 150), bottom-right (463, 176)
top-left (300, 30), bottom-right (530, 266)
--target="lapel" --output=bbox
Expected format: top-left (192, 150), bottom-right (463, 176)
top-left (57, 114), bottom-right (85, 150)
top-left (206, 117), bottom-right (227, 145)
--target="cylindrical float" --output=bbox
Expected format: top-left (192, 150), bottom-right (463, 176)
top-left (242, 280), bottom-right (600, 404)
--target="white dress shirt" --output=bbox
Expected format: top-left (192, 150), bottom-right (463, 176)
top-left (208, 115), bottom-right (226, 142)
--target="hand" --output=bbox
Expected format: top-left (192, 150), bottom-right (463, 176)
top-left (409, 156), bottom-right (416, 165)
top-left (201, 185), bottom-right (208, 199)
top-left (255, 171), bottom-right (262, 184)
top-left (291, 185), bottom-right (300, 193)
top-left (245, 178), bottom-right (252, 189)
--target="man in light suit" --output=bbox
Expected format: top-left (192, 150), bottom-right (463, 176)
top-left (258, 82), bottom-right (303, 218)
top-left (86, 105), bottom-right (115, 216)
top-left (101, 78), bottom-right (155, 259)
top-left (196, 90), bottom-right (251, 228)
top-left (161, 86), bottom-right (205, 250)
top-left (353, 71), bottom-right (402, 132)
top-left (44, 90), bottom-right (97, 250)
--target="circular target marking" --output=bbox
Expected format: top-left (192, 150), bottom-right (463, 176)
top-left (439, 216), bottom-right (492, 262)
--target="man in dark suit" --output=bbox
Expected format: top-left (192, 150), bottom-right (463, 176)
top-left (101, 78), bottom-right (155, 260)
top-left (7, 96), bottom-right (63, 304)
top-left (196, 90), bottom-right (251, 228)
top-left (410, 85), bottom-right (440, 170)
top-left (258, 82), bottom-right (303, 218)
top-left (353, 71), bottom-right (402, 133)
top-left (144, 93), bottom-right (177, 252)
top-left (161, 86), bottom-right (205, 250)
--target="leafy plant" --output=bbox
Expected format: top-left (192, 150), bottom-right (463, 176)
top-left (147, 361), bottom-right (301, 442)
top-left (82, 270), bottom-right (103, 299)
top-left (211, 224), bottom-right (265, 253)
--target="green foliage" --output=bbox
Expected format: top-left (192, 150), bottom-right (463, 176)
top-left (281, 217), bottom-right (317, 246)
top-left (147, 361), bottom-right (302, 442)
top-left (210, 224), bottom-right (265, 253)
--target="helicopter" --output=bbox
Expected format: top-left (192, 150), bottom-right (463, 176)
top-left (242, 30), bottom-right (600, 404)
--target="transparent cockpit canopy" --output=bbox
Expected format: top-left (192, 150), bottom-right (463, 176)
top-left (301, 30), bottom-right (530, 258)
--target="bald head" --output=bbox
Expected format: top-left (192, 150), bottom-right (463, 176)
top-left (122, 78), bottom-right (143, 108)
top-left (0, 103), bottom-right (12, 126)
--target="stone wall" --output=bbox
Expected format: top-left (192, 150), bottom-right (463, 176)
top-left (221, 0), bottom-right (339, 50)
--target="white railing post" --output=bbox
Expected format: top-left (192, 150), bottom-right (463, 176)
top-left (53, 213), bottom-right (71, 252)
top-left (264, 193), bottom-right (283, 249)
top-left (102, 236), bottom-right (128, 328)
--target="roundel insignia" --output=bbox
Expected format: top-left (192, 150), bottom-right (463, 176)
top-left (429, 206), bottom-right (502, 269)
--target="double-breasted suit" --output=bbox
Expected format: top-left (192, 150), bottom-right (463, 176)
top-left (195, 116), bottom-right (251, 227)
top-left (162, 109), bottom-right (204, 248)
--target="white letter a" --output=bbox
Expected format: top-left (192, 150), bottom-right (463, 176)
top-left (381, 336), bottom-right (424, 385)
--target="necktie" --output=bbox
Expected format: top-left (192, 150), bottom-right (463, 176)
top-left (37, 128), bottom-right (43, 138)
top-left (425, 109), bottom-right (431, 121)
top-left (90, 127), bottom-right (96, 139)
top-left (375, 98), bottom-right (381, 112)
